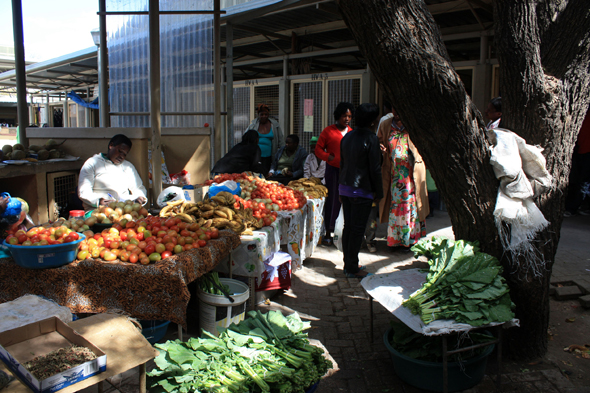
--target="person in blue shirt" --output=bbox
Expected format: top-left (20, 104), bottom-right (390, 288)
top-left (246, 104), bottom-right (285, 174)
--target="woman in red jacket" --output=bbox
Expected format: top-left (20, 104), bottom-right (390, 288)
top-left (315, 102), bottom-right (354, 245)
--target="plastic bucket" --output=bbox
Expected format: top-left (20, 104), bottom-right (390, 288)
top-left (383, 327), bottom-right (494, 392)
top-left (197, 278), bottom-right (249, 336)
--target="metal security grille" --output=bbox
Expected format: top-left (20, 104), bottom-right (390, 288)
top-left (232, 86), bottom-right (251, 146)
top-left (47, 172), bottom-right (78, 220)
top-left (292, 81), bottom-right (323, 148)
top-left (254, 85), bottom-right (279, 119)
top-left (327, 78), bottom-right (360, 129)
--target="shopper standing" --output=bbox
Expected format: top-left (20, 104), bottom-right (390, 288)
top-left (339, 103), bottom-right (383, 278)
top-left (315, 102), bottom-right (354, 245)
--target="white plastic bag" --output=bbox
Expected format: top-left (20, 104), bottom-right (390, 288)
top-left (333, 206), bottom-right (344, 252)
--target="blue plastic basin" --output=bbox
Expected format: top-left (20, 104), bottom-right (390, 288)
top-left (140, 320), bottom-right (170, 344)
top-left (2, 234), bottom-right (85, 269)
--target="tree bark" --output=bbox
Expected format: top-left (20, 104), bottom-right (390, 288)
top-left (337, 0), bottom-right (590, 359)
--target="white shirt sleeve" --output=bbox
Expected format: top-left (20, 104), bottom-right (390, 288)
top-left (78, 156), bottom-right (102, 208)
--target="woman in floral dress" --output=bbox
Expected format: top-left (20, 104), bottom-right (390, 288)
top-left (377, 109), bottom-right (429, 248)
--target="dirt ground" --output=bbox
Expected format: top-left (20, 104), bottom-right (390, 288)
top-left (497, 297), bottom-right (590, 389)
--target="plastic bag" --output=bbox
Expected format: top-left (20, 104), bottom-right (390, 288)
top-left (209, 180), bottom-right (241, 197)
top-left (157, 186), bottom-right (185, 208)
top-left (169, 170), bottom-right (191, 186)
top-left (333, 206), bottom-right (344, 252)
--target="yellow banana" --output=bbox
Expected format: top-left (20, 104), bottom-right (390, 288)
top-left (214, 210), bottom-right (228, 219)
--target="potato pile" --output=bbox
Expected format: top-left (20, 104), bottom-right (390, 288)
top-left (287, 177), bottom-right (328, 199)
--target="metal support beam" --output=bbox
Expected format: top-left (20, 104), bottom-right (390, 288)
top-left (99, 0), bottom-right (109, 127)
top-left (226, 22), bottom-right (234, 149)
top-left (214, 0), bottom-right (222, 158)
top-left (86, 86), bottom-right (91, 127)
top-left (149, 0), bottom-right (162, 204)
top-left (11, 0), bottom-right (28, 144)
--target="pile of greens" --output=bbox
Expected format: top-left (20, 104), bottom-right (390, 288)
top-left (199, 271), bottom-right (231, 296)
top-left (403, 237), bottom-right (515, 326)
top-left (147, 310), bottom-right (332, 393)
top-left (388, 322), bottom-right (495, 362)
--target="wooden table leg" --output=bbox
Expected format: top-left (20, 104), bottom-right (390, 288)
top-left (139, 363), bottom-right (146, 393)
top-left (97, 381), bottom-right (103, 393)
top-left (369, 295), bottom-right (373, 342)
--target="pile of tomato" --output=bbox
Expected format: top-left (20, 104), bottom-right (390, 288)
top-left (250, 180), bottom-right (307, 210)
top-left (6, 226), bottom-right (80, 246)
top-left (203, 173), bottom-right (250, 186)
top-left (77, 216), bottom-right (219, 265)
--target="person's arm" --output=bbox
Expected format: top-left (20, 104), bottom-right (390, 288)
top-left (369, 135), bottom-right (384, 200)
top-left (303, 155), bottom-right (313, 179)
top-left (251, 146), bottom-right (266, 175)
top-left (314, 128), bottom-right (332, 162)
top-left (268, 147), bottom-right (281, 176)
top-left (291, 147), bottom-right (308, 179)
top-left (78, 158), bottom-right (104, 208)
top-left (126, 162), bottom-right (148, 204)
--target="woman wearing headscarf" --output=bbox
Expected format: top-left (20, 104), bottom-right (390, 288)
top-left (211, 130), bottom-right (266, 175)
top-left (378, 107), bottom-right (429, 249)
top-left (246, 103), bottom-right (285, 174)
top-left (315, 102), bottom-right (355, 245)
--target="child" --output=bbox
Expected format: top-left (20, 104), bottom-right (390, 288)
top-left (0, 193), bottom-right (29, 239)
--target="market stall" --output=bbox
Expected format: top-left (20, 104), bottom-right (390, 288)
top-left (0, 230), bottom-right (240, 329)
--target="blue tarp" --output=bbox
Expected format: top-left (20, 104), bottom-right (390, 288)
top-left (67, 91), bottom-right (99, 109)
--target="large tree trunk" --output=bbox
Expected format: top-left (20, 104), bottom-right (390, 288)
top-left (337, 0), bottom-right (590, 359)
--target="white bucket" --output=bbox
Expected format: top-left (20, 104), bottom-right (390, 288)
top-left (197, 278), bottom-right (250, 336)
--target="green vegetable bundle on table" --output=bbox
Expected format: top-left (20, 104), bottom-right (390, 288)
top-left (403, 237), bottom-right (515, 326)
top-left (147, 310), bottom-right (332, 393)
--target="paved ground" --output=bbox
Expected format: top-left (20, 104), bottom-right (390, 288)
top-left (80, 211), bottom-right (590, 393)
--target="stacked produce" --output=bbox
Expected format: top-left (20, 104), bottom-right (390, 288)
top-left (403, 237), bottom-right (515, 326)
top-left (2, 139), bottom-right (67, 161)
top-left (158, 190), bottom-right (282, 236)
top-left (76, 215), bottom-right (218, 264)
top-left (287, 178), bottom-right (328, 199)
top-left (148, 310), bottom-right (332, 393)
top-left (5, 225), bottom-right (81, 246)
top-left (90, 200), bottom-right (149, 225)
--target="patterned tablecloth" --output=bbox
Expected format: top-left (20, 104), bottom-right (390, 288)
top-left (224, 198), bottom-right (325, 280)
top-left (0, 230), bottom-right (241, 329)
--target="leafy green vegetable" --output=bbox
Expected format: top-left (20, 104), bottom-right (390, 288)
top-left (388, 321), bottom-right (495, 362)
top-left (200, 271), bottom-right (231, 296)
top-left (147, 310), bottom-right (331, 393)
top-left (403, 237), bottom-right (515, 326)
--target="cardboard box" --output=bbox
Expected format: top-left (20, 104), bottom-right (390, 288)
top-left (0, 317), bottom-right (106, 393)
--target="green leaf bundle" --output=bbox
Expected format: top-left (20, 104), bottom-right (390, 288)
top-left (147, 310), bottom-right (332, 393)
top-left (403, 237), bottom-right (515, 326)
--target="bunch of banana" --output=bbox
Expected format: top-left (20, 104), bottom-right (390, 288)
top-left (184, 193), bottom-right (249, 234)
top-left (159, 199), bottom-right (198, 222)
top-left (287, 177), bottom-right (328, 199)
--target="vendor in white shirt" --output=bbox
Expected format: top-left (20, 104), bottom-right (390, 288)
top-left (78, 134), bottom-right (147, 211)
top-left (303, 136), bottom-right (326, 183)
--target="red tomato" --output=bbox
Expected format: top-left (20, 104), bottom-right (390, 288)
top-left (17, 234), bottom-right (28, 244)
top-left (209, 228), bottom-right (219, 239)
top-left (165, 242), bottom-right (175, 252)
top-left (161, 251), bottom-right (172, 259)
top-left (197, 239), bottom-right (207, 247)
top-left (129, 253), bottom-right (139, 263)
top-left (183, 244), bottom-right (193, 251)
top-left (145, 243), bottom-right (156, 255)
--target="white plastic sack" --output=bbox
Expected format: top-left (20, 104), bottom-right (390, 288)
top-left (157, 186), bottom-right (185, 208)
top-left (333, 206), bottom-right (344, 252)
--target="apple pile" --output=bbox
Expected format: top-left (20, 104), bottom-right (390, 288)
top-left (6, 226), bottom-right (82, 246)
top-left (76, 215), bottom-right (219, 264)
top-left (90, 200), bottom-right (149, 226)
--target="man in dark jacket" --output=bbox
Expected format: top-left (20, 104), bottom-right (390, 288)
top-left (338, 103), bottom-right (383, 278)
